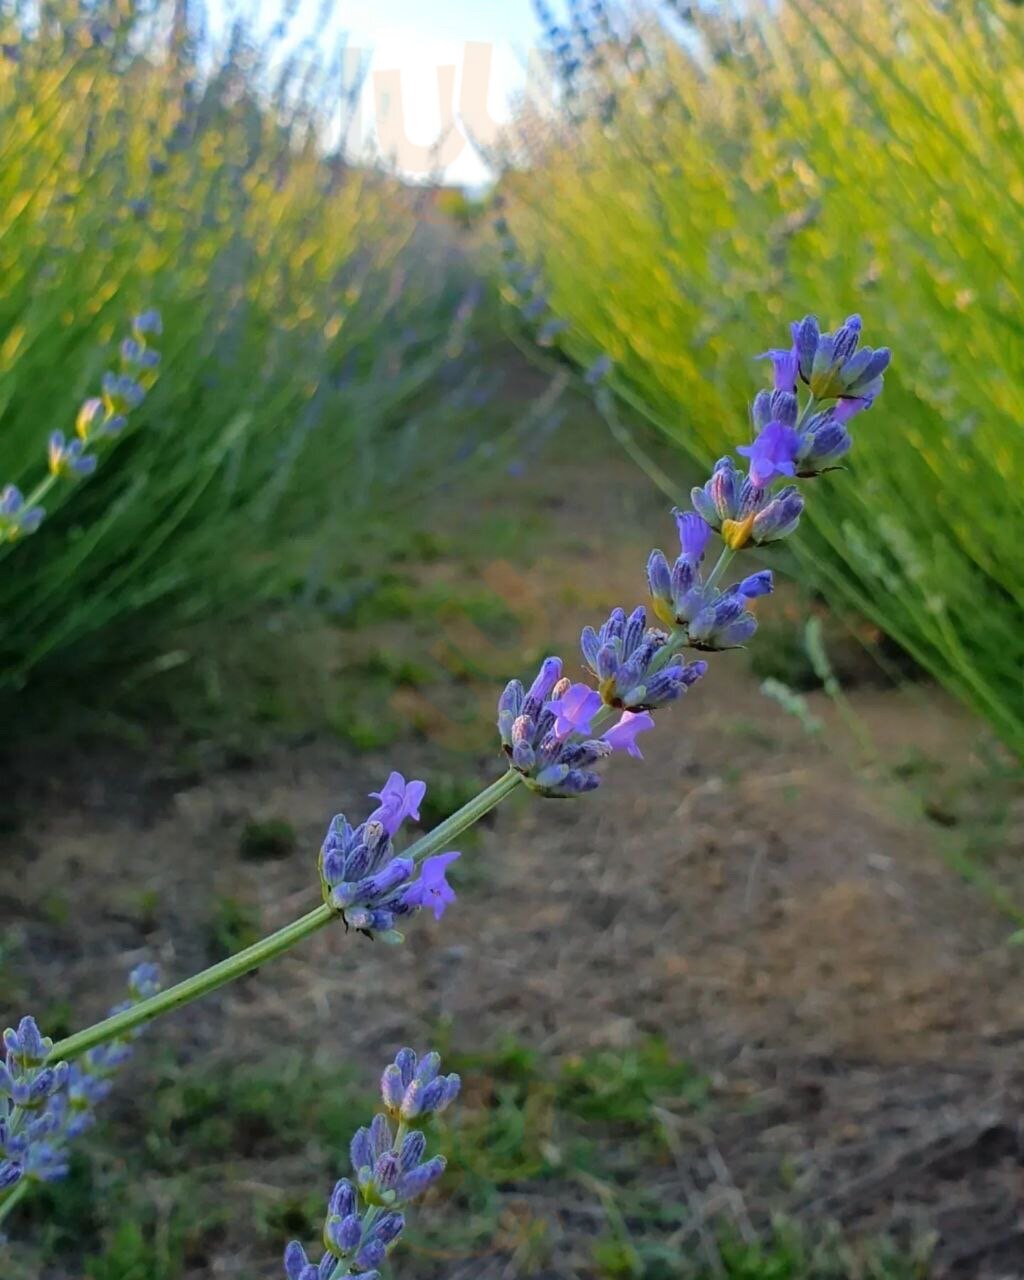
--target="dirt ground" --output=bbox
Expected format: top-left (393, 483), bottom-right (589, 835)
top-left (3, 398), bottom-right (1024, 1278)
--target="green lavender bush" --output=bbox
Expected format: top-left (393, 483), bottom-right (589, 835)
top-left (0, 1), bottom-right (495, 695)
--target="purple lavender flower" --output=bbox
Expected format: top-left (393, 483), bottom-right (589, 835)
top-left (791, 313), bottom-right (891, 402)
top-left (5, 313), bottom-right (161, 547)
top-left (498, 659), bottom-right (611, 797)
top-left (794, 408), bottom-right (853, 475)
top-left (284, 1242), bottom-right (339, 1280)
top-left (101, 372), bottom-right (145, 414)
top-left (1, 966), bottom-right (159, 1192)
top-left (132, 310), bottom-right (163, 338)
top-left (544, 682), bottom-right (602, 739)
top-left (0, 1015), bottom-right (69, 1192)
top-left (286, 1050), bottom-right (456, 1277)
top-left (402, 852), bottom-right (460, 921)
top-left (647, 526), bottom-right (772, 650)
top-left (0, 485), bottom-right (45, 540)
top-left (396, 1153), bottom-right (446, 1200)
top-left (380, 1048), bottom-right (461, 1120)
top-left (584, 353), bottom-right (613, 385)
top-left (751, 486), bottom-right (804, 543)
top-left (687, 592), bottom-right (758, 650)
top-left (319, 815), bottom-right (416, 936)
top-left (689, 456), bottom-right (765, 550)
top-left (321, 778), bottom-right (463, 933)
top-left (3, 1017), bottom-right (50, 1071)
top-left (674, 510), bottom-right (712, 563)
top-left (120, 337), bottom-right (161, 371)
top-left (367, 771), bottom-right (426, 837)
top-left (757, 345), bottom-right (799, 393)
top-left (833, 396), bottom-right (870, 425)
top-left (689, 457), bottom-right (804, 550)
top-left (580, 606), bottom-right (706, 711)
top-left (734, 570), bottom-right (773, 599)
top-left (602, 710), bottom-right (655, 759)
top-left (71, 313), bottom-right (160, 455)
top-left (737, 421), bottom-right (801, 487)
top-left (48, 431), bottom-right (97, 479)
top-left (750, 387), bottom-right (799, 434)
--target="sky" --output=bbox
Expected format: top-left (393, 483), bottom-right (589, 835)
top-left (213, 0), bottom-right (546, 186)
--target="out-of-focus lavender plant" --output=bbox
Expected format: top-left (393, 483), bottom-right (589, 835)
top-left (0, 964), bottom-right (161, 1222)
top-left (2, 312), bottom-right (889, 1271)
top-left (284, 1048), bottom-right (459, 1279)
top-left (0, 312), bottom-right (161, 548)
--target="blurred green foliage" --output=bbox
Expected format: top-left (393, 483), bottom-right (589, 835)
top-left (0, 0), bottom-right (498, 699)
top-left (501, 0), bottom-right (1024, 755)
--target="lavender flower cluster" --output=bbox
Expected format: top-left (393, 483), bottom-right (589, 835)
top-left (499, 312), bottom-right (890, 796)
top-left (318, 772), bottom-right (460, 938)
top-left (0, 964), bottom-right (160, 1190)
top-left (0, 310), bottom-right (161, 544)
top-left (284, 1048), bottom-right (459, 1279)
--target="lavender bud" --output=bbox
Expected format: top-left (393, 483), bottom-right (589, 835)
top-left (399, 1130), bottom-right (427, 1171)
top-left (327, 1178), bottom-right (357, 1219)
top-left (394, 1047), bottom-right (417, 1087)
top-left (381, 1064), bottom-right (405, 1111)
top-left (355, 1240), bottom-right (387, 1270)
top-left (325, 1212), bottom-right (362, 1253)
top-left (397, 1154), bottom-right (446, 1200)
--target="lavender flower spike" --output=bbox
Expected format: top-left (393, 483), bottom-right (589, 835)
top-left (319, 815), bottom-right (416, 938)
top-left (1, 965), bottom-right (160, 1190)
top-left (380, 1047), bottom-right (461, 1121)
top-left (2, 312), bottom-right (160, 548)
top-left (499, 658), bottom-right (611, 797)
top-left (647, 500), bottom-right (775, 651)
top-left (580, 605), bottom-right (706, 711)
top-left (690, 456), bottom-right (804, 551)
top-left (320, 776), bottom-right (464, 935)
top-left (286, 1050), bottom-right (457, 1278)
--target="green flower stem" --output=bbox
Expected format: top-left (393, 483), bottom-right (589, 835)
top-left (48, 903), bottom-right (335, 1063)
top-left (405, 768), bottom-right (522, 865)
top-left (48, 770), bottom-right (524, 1065)
top-left (22, 473), bottom-right (57, 513)
top-left (703, 545), bottom-right (736, 592)
top-left (796, 393), bottom-right (819, 430)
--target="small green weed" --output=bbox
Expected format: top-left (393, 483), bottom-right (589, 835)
top-left (238, 818), bottom-right (297, 863)
top-left (206, 896), bottom-right (261, 960)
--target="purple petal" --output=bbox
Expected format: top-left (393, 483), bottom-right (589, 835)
top-left (673, 510), bottom-right (711, 563)
top-left (602, 710), bottom-right (656, 759)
